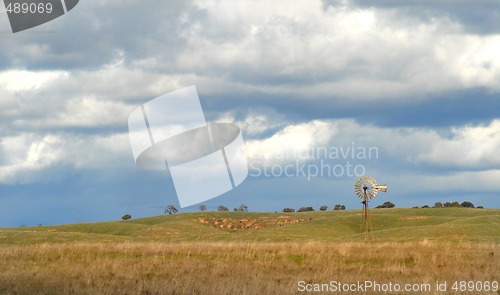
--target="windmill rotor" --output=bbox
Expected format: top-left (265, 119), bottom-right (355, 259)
top-left (354, 176), bottom-right (384, 200)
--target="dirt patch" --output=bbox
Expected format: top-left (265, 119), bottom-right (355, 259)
top-left (195, 217), bottom-right (307, 231)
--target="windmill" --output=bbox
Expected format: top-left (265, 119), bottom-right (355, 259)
top-left (354, 176), bottom-right (387, 241)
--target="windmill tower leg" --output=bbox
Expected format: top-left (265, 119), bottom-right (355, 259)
top-left (362, 190), bottom-right (374, 242)
top-left (362, 201), bottom-right (374, 242)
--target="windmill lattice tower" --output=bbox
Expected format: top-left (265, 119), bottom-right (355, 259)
top-left (354, 176), bottom-right (387, 241)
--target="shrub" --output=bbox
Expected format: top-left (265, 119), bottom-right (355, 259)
top-left (433, 202), bottom-right (443, 208)
top-left (298, 206), bottom-right (314, 212)
top-left (217, 205), bottom-right (229, 212)
top-left (375, 202), bottom-right (395, 208)
top-left (461, 201), bottom-right (474, 208)
top-left (121, 214), bottom-right (132, 221)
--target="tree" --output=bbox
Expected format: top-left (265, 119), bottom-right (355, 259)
top-left (333, 204), bottom-right (346, 210)
top-left (443, 202), bottom-right (452, 207)
top-left (422, 205), bottom-right (430, 208)
top-left (451, 201), bottom-right (461, 208)
top-left (165, 205), bottom-right (178, 215)
top-left (375, 201), bottom-right (395, 208)
top-left (121, 214), bottom-right (132, 221)
top-left (319, 205), bottom-right (328, 211)
top-left (298, 206), bottom-right (314, 212)
top-left (199, 204), bottom-right (207, 212)
top-left (433, 202), bottom-right (443, 208)
top-left (238, 204), bottom-right (248, 212)
top-left (218, 205), bottom-right (229, 211)
top-left (461, 201), bottom-right (474, 208)
top-left (283, 208), bottom-right (295, 213)
top-left (477, 206), bottom-right (484, 209)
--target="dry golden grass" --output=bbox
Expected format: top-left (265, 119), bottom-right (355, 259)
top-left (0, 240), bottom-right (498, 294)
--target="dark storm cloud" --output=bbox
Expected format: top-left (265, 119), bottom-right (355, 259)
top-left (199, 87), bottom-right (500, 130)
top-left (0, 0), bottom-right (193, 70)
top-left (2, 0), bottom-right (499, 127)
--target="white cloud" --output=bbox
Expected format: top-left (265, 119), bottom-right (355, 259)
top-left (0, 134), bottom-right (65, 183)
top-left (0, 62), bottom-right (199, 129)
top-left (12, 96), bottom-right (133, 129)
top-left (242, 117), bottom-right (500, 198)
top-left (244, 116), bottom-right (500, 171)
top-left (2, 0), bottom-right (499, 134)
top-left (175, 0), bottom-right (500, 100)
top-left (0, 132), bottom-right (132, 184)
top-left (215, 110), bottom-right (288, 136)
top-left (3, 106), bottom-right (498, 185)
top-left (245, 120), bottom-right (337, 162)
top-left (447, 35), bottom-right (500, 89)
top-left (416, 120), bottom-right (500, 168)
top-left (0, 70), bottom-right (69, 92)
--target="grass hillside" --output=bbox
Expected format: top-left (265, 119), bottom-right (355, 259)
top-left (1, 208), bottom-right (499, 244)
top-left (1, 208), bottom-right (499, 294)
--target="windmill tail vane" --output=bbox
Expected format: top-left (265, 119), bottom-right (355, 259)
top-left (375, 184), bottom-right (387, 193)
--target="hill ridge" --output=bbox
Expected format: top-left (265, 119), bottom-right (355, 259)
top-left (1, 208), bottom-right (499, 245)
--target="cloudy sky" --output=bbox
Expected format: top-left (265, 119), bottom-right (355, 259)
top-left (1, 0), bottom-right (499, 227)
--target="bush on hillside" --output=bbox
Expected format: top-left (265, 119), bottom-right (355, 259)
top-left (297, 206), bottom-right (314, 212)
top-left (375, 202), bottom-right (395, 208)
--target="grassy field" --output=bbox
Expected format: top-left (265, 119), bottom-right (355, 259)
top-left (0, 208), bottom-right (499, 294)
